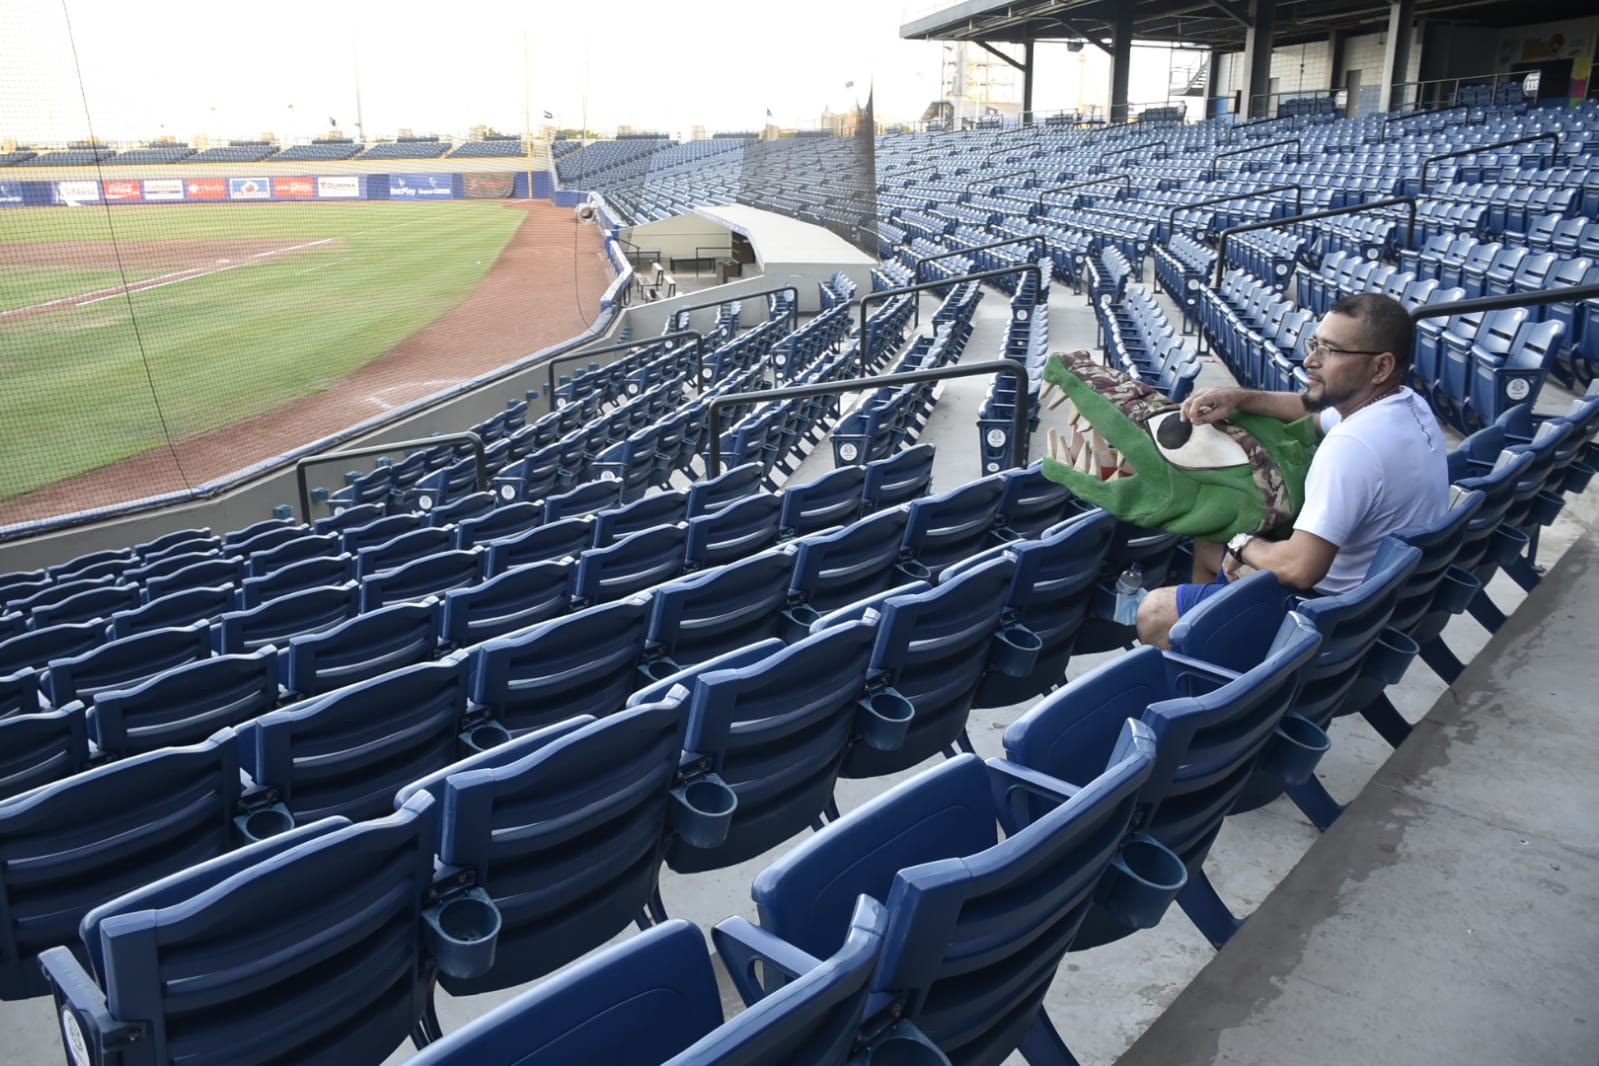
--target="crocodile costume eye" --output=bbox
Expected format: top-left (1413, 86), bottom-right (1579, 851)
top-left (1148, 412), bottom-right (1249, 470)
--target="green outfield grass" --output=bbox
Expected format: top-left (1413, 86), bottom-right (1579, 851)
top-left (0, 201), bottom-right (527, 501)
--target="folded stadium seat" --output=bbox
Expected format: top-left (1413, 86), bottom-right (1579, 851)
top-left (492, 443), bottom-right (563, 503)
top-left (484, 516), bottom-right (594, 576)
top-left (220, 515), bottom-right (300, 552)
top-left (407, 898), bottom-right (918, 1066)
top-left (813, 555), bottom-right (1026, 778)
top-left (324, 463), bottom-right (394, 513)
top-left (245, 531), bottom-right (341, 577)
top-left (133, 526), bottom-right (214, 560)
top-left (41, 794), bottom-right (489, 1064)
top-left (992, 462), bottom-right (1079, 539)
top-left (860, 443), bottom-right (935, 512)
top-left (394, 455), bottom-right (482, 514)
top-left (1468, 318), bottom-right (1562, 430)
top-left (0, 620), bottom-right (104, 681)
top-left (0, 663), bottom-right (44, 719)
top-left (45, 621), bottom-right (213, 709)
top-left (225, 523), bottom-right (306, 561)
top-left (543, 480), bottom-right (623, 524)
top-left (1070, 511), bottom-right (1186, 656)
top-left (998, 609), bottom-right (1322, 948)
top-left (142, 556), bottom-right (245, 602)
top-left (642, 619), bottom-right (889, 875)
top-left (109, 584), bottom-right (235, 639)
top-left (242, 657), bottom-right (495, 827)
top-left (394, 700), bottom-right (689, 998)
top-left (0, 729), bottom-right (246, 1000)
top-left (570, 524), bottom-right (687, 609)
top-left (27, 583), bottom-right (141, 630)
top-left (719, 732), bottom-right (1157, 1066)
top-left (643, 549), bottom-right (797, 676)
top-left (45, 548), bottom-right (132, 584)
top-left (1170, 542), bottom-right (1422, 831)
top-left (360, 547), bottom-right (486, 612)
top-left (783, 509), bottom-right (916, 636)
top-left (313, 501), bottom-right (384, 536)
top-left (90, 647), bottom-right (280, 757)
top-left (591, 489), bottom-right (689, 548)
top-left (779, 465), bottom-right (867, 539)
top-left (8, 575), bottom-right (118, 616)
top-left (279, 598), bottom-right (439, 699)
top-left (896, 476), bottom-right (1007, 580)
top-left (0, 703), bottom-right (89, 801)
top-left (237, 552), bottom-right (356, 609)
top-left (339, 512), bottom-right (426, 556)
top-left (684, 494), bottom-right (784, 571)
top-left (439, 559), bottom-right (572, 649)
top-left (426, 490), bottom-right (496, 529)
top-left (453, 500), bottom-right (542, 549)
top-left (354, 525), bottom-right (457, 579)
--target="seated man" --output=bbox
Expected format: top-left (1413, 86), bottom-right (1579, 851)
top-left (1137, 292), bottom-right (1450, 648)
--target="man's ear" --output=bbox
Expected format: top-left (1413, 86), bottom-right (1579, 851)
top-left (1372, 351), bottom-right (1398, 387)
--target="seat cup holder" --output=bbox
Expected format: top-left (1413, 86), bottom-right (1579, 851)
top-left (989, 623), bottom-right (1043, 678)
top-left (1564, 460), bottom-right (1595, 495)
top-left (1434, 565), bottom-right (1481, 615)
top-left (1530, 488), bottom-right (1564, 527)
top-left (895, 557), bottom-right (932, 582)
top-left (1097, 832), bottom-right (1188, 931)
top-left (1362, 626), bottom-right (1420, 686)
top-left (782, 602), bottom-right (822, 636)
top-left (424, 887), bottom-right (502, 980)
top-left (234, 803), bottom-right (295, 843)
top-left (670, 773), bottom-right (739, 849)
top-left (639, 656), bottom-right (683, 684)
top-left (856, 1020), bottom-right (948, 1065)
top-left (1258, 712), bottom-right (1331, 787)
top-left (462, 720), bottom-right (512, 753)
top-left (1489, 523), bottom-right (1530, 567)
top-left (857, 688), bottom-right (915, 751)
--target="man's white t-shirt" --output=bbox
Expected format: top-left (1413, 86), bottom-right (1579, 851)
top-left (1294, 387), bottom-right (1450, 595)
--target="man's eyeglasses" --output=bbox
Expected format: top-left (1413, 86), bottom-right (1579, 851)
top-left (1304, 337), bottom-right (1385, 360)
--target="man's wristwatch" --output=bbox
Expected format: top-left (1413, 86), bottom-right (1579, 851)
top-left (1227, 533), bottom-right (1254, 564)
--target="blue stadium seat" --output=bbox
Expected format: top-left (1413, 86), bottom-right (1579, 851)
top-left (684, 493), bottom-right (784, 570)
top-left (45, 622), bottom-right (213, 708)
top-left (453, 500), bottom-right (542, 549)
top-left (861, 443), bottom-right (935, 512)
top-left (108, 584), bottom-right (235, 638)
top-left (544, 480), bottom-right (623, 523)
top-left (0, 729), bottom-right (245, 999)
top-left (784, 509), bottom-right (916, 632)
top-left (0, 703), bottom-right (89, 801)
top-left (214, 582), bottom-right (360, 654)
top-left (28, 583), bottom-right (141, 629)
top-left (280, 598), bottom-right (440, 698)
top-left (591, 488), bottom-right (689, 548)
top-left (0, 666), bottom-right (43, 720)
top-left (469, 598), bottom-right (650, 735)
top-left (685, 461), bottom-right (764, 517)
top-left (89, 647), bottom-right (280, 757)
top-left (0, 620), bottom-right (104, 676)
top-left (993, 461), bottom-right (1079, 538)
top-left (645, 548), bottom-right (796, 674)
top-left (440, 558), bottom-right (572, 648)
top-left (485, 515), bottom-right (594, 575)
top-left (721, 731), bottom-right (1158, 1066)
top-left (571, 524), bottom-right (686, 608)
top-left (898, 473), bottom-right (1007, 579)
top-left (360, 547), bottom-right (485, 611)
top-left (244, 531), bottom-right (341, 577)
top-left (355, 526), bottom-right (456, 579)
top-left (780, 466), bottom-right (867, 538)
top-left (238, 552), bottom-right (355, 608)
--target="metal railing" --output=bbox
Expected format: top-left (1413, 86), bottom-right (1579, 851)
top-left (1407, 282), bottom-right (1599, 323)
top-left (913, 237), bottom-right (1048, 282)
top-left (1381, 105), bottom-right (1470, 142)
top-left (296, 433), bottom-right (484, 523)
top-left (1099, 141), bottom-right (1170, 168)
top-left (1213, 197), bottom-right (1417, 288)
top-left (858, 264), bottom-right (1045, 376)
top-left (1418, 133), bottom-right (1561, 195)
top-left (1035, 176), bottom-right (1132, 215)
top-left (669, 286), bottom-right (800, 334)
top-left (964, 169), bottom-right (1034, 192)
top-left (546, 330), bottom-right (706, 406)
top-left (1208, 138), bottom-right (1301, 181)
top-left (1167, 185), bottom-right (1303, 244)
top-left (706, 360), bottom-right (1031, 478)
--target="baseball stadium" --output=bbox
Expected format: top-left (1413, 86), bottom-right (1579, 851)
top-left (0, 0), bottom-right (1596, 1063)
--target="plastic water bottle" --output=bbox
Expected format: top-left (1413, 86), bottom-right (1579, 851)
top-left (1113, 563), bottom-right (1145, 626)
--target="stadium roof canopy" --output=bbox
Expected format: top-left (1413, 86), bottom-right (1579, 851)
top-left (901, 0), bottom-right (1597, 51)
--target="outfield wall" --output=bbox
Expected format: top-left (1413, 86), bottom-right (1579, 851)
top-left (0, 168), bottom-right (557, 205)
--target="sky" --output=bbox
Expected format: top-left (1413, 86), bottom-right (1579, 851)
top-left (1, 0), bottom-right (1203, 146)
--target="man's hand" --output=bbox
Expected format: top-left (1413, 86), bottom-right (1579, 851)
top-left (1180, 387), bottom-right (1242, 426)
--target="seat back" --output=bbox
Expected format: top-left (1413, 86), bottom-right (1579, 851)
top-left (283, 598), bottom-right (439, 698)
top-left (0, 704), bottom-right (89, 802)
top-left (0, 730), bottom-right (243, 999)
top-left (544, 480), bottom-right (623, 524)
top-left (440, 559), bottom-right (572, 649)
top-left (454, 501), bottom-right (543, 549)
top-left (485, 515), bottom-right (593, 575)
top-left (592, 489), bottom-right (689, 548)
top-left (752, 732), bottom-right (1155, 1066)
top-left (470, 597), bottom-right (650, 734)
top-left (110, 584), bottom-right (235, 639)
top-left (359, 547), bottom-right (484, 611)
top-left (0, 620), bottom-right (104, 675)
top-left (685, 493), bottom-right (783, 571)
top-left (861, 443), bottom-right (935, 512)
top-left (685, 462), bottom-right (764, 518)
top-left (46, 622), bottom-right (212, 707)
top-left (780, 466), bottom-right (867, 538)
top-left (91, 648), bottom-right (280, 758)
top-left (30, 583), bottom-right (142, 629)
top-left (215, 582), bottom-right (360, 654)
top-left (900, 476), bottom-right (1006, 575)
top-left (646, 549), bottom-right (796, 671)
top-left (788, 508), bottom-right (913, 618)
top-left (572, 523), bottom-right (687, 607)
top-left (239, 552), bottom-right (355, 609)
top-left (246, 658), bottom-right (471, 825)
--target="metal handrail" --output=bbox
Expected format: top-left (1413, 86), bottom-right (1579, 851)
top-left (964, 169), bottom-right (1034, 192)
top-left (1381, 105), bottom-right (1468, 142)
top-left (1099, 141), bottom-right (1168, 168)
top-left (668, 286), bottom-right (800, 334)
top-left (858, 263), bottom-right (1045, 376)
top-left (1213, 197), bottom-right (1417, 287)
top-left (1407, 282), bottom-right (1599, 322)
top-left (546, 330), bottom-right (705, 406)
top-left (706, 360), bottom-right (1030, 478)
top-left (1167, 185), bottom-right (1302, 244)
top-left (296, 432), bottom-right (484, 523)
top-left (1035, 176), bottom-right (1132, 214)
top-left (1208, 138), bottom-right (1301, 181)
top-left (913, 236), bottom-right (1048, 281)
top-left (1418, 133), bottom-right (1561, 195)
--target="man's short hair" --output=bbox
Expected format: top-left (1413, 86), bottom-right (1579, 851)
top-left (1328, 292), bottom-right (1413, 373)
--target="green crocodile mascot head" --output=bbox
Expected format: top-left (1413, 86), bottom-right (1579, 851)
top-left (1039, 351), bottom-right (1319, 541)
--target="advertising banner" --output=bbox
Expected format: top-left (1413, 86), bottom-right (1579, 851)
top-left (389, 173), bottom-right (453, 199)
top-left (464, 172), bottom-right (516, 199)
top-left (186, 177), bottom-right (227, 200)
top-left (317, 175), bottom-right (361, 199)
top-left (273, 176), bottom-right (316, 199)
top-left (0, 181), bottom-right (24, 206)
top-left (228, 177), bottom-right (272, 200)
top-left (144, 178), bottom-right (184, 201)
top-left (103, 179), bottom-right (143, 202)
top-left (55, 180), bottom-right (102, 205)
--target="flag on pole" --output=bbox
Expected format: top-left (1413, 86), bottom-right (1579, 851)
top-left (543, 111), bottom-right (554, 119)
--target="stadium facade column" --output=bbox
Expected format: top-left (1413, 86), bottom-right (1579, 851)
top-left (1023, 40), bottom-right (1036, 124)
top-left (1109, 5), bottom-right (1133, 123)
top-left (1329, 29), bottom-right (1348, 92)
top-left (1243, 0), bottom-right (1277, 119)
top-left (1379, 0), bottom-right (1417, 112)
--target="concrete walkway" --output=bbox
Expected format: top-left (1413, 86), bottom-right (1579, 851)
top-left (1116, 530), bottom-right (1599, 1066)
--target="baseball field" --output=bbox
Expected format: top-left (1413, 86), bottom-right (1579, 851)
top-left (0, 200), bottom-right (530, 502)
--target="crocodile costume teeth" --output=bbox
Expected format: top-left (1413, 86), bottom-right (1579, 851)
top-left (1039, 351), bottom-right (1319, 541)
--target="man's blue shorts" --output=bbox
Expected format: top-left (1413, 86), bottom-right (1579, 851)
top-left (1174, 571), bottom-right (1232, 615)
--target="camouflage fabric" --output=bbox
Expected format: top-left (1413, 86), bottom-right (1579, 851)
top-left (1039, 352), bottom-right (1318, 541)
